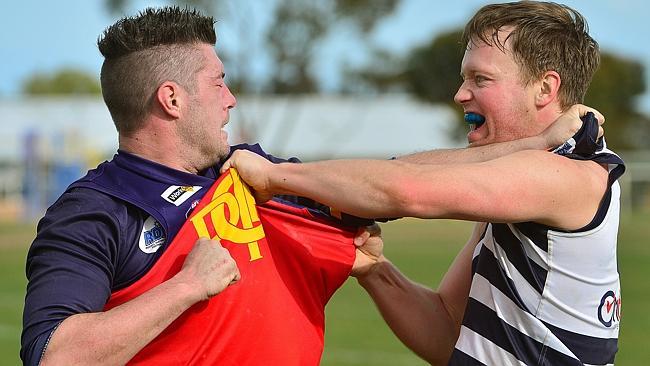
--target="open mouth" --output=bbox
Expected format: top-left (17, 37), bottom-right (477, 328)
top-left (465, 112), bottom-right (485, 131)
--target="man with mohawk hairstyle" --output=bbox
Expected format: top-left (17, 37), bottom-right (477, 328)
top-left (22, 7), bottom-right (379, 365)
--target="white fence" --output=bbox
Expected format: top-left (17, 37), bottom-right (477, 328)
top-left (619, 151), bottom-right (650, 212)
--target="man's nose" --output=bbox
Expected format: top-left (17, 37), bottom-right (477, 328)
top-left (225, 85), bottom-right (237, 109)
top-left (454, 82), bottom-right (471, 105)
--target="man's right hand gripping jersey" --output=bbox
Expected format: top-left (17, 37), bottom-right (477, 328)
top-left (104, 168), bottom-right (356, 365)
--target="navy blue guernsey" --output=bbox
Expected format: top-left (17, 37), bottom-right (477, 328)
top-left (21, 143), bottom-right (368, 366)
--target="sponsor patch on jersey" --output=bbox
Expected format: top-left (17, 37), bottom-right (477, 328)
top-left (139, 216), bottom-right (166, 254)
top-left (185, 199), bottom-right (201, 218)
top-left (597, 290), bottom-right (621, 328)
top-left (161, 185), bottom-right (202, 206)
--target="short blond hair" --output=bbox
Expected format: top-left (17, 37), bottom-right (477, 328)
top-left (463, 1), bottom-right (599, 110)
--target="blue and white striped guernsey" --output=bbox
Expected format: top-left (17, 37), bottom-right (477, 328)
top-left (449, 116), bottom-right (626, 366)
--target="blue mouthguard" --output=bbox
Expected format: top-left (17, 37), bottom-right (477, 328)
top-left (464, 112), bottom-right (486, 126)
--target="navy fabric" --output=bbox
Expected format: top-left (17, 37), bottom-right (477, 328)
top-left (448, 349), bottom-right (488, 366)
top-left (551, 112), bottom-right (602, 157)
top-left (552, 112), bottom-right (626, 184)
top-left (461, 298), bottom-right (584, 366)
top-left (69, 151), bottom-right (216, 248)
top-left (22, 145), bottom-right (256, 366)
top-left (491, 224), bottom-right (548, 294)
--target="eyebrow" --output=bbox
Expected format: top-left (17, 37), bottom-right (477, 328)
top-left (209, 73), bottom-right (225, 82)
top-left (460, 68), bottom-right (487, 79)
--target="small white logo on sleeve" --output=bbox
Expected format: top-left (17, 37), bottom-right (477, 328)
top-left (161, 185), bottom-right (202, 206)
top-left (139, 216), bottom-right (166, 253)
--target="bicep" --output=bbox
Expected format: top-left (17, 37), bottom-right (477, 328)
top-left (405, 151), bottom-right (607, 230)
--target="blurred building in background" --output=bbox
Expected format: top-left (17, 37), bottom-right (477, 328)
top-left (1, 96), bottom-right (649, 222)
top-left (0, 95), bottom-right (460, 222)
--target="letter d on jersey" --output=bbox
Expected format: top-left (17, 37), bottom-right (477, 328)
top-left (189, 169), bottom-right (265, 261)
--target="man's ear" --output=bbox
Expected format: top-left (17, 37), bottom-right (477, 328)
top-left (155, 81), bottom-right (182, 119)
top-left (535, 71), bottom-right (561, 108)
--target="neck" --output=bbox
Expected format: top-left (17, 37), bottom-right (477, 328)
top-left (536, 102), bottom-right (564, 133)
top-left (119, 127), bottom-right (200, 175)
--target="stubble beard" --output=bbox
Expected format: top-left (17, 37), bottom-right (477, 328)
top-left (180, 109), bottom-right (228, 172)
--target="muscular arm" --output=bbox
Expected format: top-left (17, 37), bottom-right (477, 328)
top-left (398, 135), bottom-right (547, 164)
top-left (224, 149), bottom-right (607, 231)
top-left (41, 238), bottom-right (238, 366)
top-left (21, 190), bottom-right (240, 366)
top-left (42, 272), bottom-right (199, 365)
top-left (357, 223), bottom-right (485, 364)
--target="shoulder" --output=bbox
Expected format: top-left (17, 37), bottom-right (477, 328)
top-left (42, 186), bottom-right (129, 227)
top-left (498, 150), bottom-right (608, 228)
top-left (490, 150), bottom-right (606, 176)
top-left (486, 150), bottom-right (608, 197)
top-left (33, 187), bottom-right (144, 263)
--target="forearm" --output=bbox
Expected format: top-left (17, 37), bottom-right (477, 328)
top-left (357, 259), bottom-right (458, 364)
top-left (356, 224), bottom-right (482, 364)
top-left (399, 135), bottom-right (547, 164)
top-left (41, 275), bottom-right (200, 365)
top-left (269, 160), bottom-right (412, 219)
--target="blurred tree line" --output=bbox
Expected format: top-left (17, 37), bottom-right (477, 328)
top-left (348, 28), bottom-right (650, 150)
top-left (24, 0), bottom-right (649, 150)
top-left (23, 69), bottom-right (101, 95)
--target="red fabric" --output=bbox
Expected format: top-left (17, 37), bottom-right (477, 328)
top-left (104, 169), bottom-right (356, 365)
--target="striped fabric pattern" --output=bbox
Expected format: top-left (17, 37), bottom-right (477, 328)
top-left (450, 143), bottom-right (624, 366)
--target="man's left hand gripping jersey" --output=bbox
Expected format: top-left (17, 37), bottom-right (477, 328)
top-left (104, 169), bottom-right (356, 365)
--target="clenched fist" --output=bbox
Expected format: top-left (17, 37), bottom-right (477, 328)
top-left (178, 238), bottom-right (241, 302)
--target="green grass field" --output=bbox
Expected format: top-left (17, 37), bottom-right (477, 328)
top-left (1, 213), bottom-right (648, 365)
